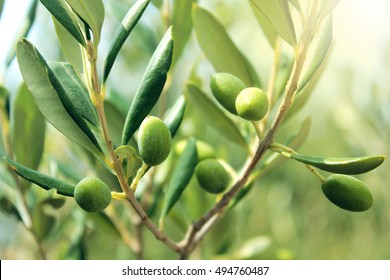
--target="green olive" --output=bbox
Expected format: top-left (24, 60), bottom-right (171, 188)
top-left (138, 116), bottom-right (172, 166)
top-left (195, 159), bottom-right (230, 194)
top-left (235, 87), bottom-right (269, 121)
top-left (210, 73), bottom-right (247, 115)
top-left (74, 177), bottom-right (112, 212)
top-left (321, 174), bottom-right (373, 212)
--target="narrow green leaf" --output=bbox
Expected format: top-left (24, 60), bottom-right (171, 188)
top-left (163, 95), bottom-right (186, 137)
top-left (289, 0), bottom-right (302, 12)
top-left (171, 0), bottom-right (196, 64)
top-left (49, 62), bottom-right (99, 127)
top-left (319, 0), bottom-right (342, 19)
top-left (151, 0), bottom-right (162, 8)
top-left (103, 0), bottom-right (150, 83)
top-left (5, 0), bottom-right (38, 67)
top-left (233, 236), bottom-right (272, 259)
top-left (297, 16), bottom-right (333, 93)
top-left (53, 18), bottom-right (85, 83)
top-left (185, 83), bottom-right (248, 148)
top-left (88, 212), bottom-right (121, 238)
top-left (250, 0), bottom-right (297, 46)
top-left (46, 63), bottom-right (102, 153)
top-left (115, 145), bottom-right (142, 178)
top-left (229, 183), bottom-right (253, 210)
top-left (121, 27), bottom-right (174, 145)
top-left (192, 5), bottom-right (260, 87)
top-left (290, 154), bottom-right (385, 175)
top-left (3, 156), bottom-right (76, 196)
top-left (16, 39), bottom-right (101, 155)
top-left (32, 205), bottom-right (55, 240)
top-left (11, 83), bottom-right (45, 173)
top-left (65, 0), bottom-right (104, 45)
top-left (40, 0), bottom-right (86, 47)
top-left (160, 138), bottom-right (198, 220)
top-left (287, 43), bottom-right (333, 120)
top-left (249, 0), bottom-right (277, 47)
top-left (42, 197), bottom-right (66, 209)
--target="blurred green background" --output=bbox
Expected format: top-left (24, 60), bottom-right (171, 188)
top-left (0, 0), bottom-right (389, 259)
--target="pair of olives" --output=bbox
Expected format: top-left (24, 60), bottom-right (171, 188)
top-left (75, 116), bottom-right (172, 212)
top-left (210, 72), bottom-right (269, 121)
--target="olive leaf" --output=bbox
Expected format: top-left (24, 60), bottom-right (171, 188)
top-left (185, 83), bottom-right (248, 148)
top-left (290, 154), bottom-right (385, 175)
top-left (297, 16), bottom-right (333, 93)
top-left (250, 0), bottom-right (297, 46)
top-left (192, 5), bottom-right (260, 87)
top-left (288, 0), bottom-right (302, 12)
top-left (319, 0), bottom-right (342, 19)
top-left (11, 83), bottom-right (45, 178)
top-left (65, 0), bottom-right (105, 45)
top-left (115, 145), bottom-right (142, 179)
top-left (171, 0), bottom-right (196, 65)
top-left (163, 95), bottom-right (186, 137)
top-left (47, 63), bottom-right (103, 153)
top-left (53, 18), bottom-right (85, 83)
top-left (48, 62), bottom-right (99, 127)
top-left (160, 138), bottom-right (198, 224)
top-left (3, 156), bottom-right (76, 197)
top-left (103, 0), bottom-right (150, 83)
top-left (16, 39), bottom-right (102, 155)
top-left (40, 0), bottom-right (86, 47)
top-left (249, 0), bottom-right (277, 48)
top-left (5, 0), bottom-right (38, 68)
top-left (32, 204), bottom-right (56, 240)
top-left (88, 212), bottom-right (121, 238)
top-left (121, 26), bottom-right (174, 145)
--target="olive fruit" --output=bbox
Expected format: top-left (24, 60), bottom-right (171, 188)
top-left (210, 73), bottom-right (246, 115)
top-left (321, 174), bottom-right (373, 212)
top-left (74, 177), bottom-right (112, 212)
top-left (235, 87), bottom-right (269, 121)
top-left (195, 159), bottom-right (230, 194)
top-left (138, 116), bottom-right (172, 166)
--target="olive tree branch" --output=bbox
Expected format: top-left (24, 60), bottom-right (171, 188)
top-left (87, 43), bottom-right (181, 255)
top-left (179, 0), bottom-right (321, 259)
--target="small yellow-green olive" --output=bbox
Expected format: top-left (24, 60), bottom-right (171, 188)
top-left (235, 87), bottom-right (269, 121)
top-left (210, 73), bottom-right (247, 115)
top-left (195, 159), bottom-right (230, 194)
top-left (138, 116), bottom-right (172, 166)
top-left (321, 174), bottom-right (373, 212)
top-left (74, 177), bottom-right (112, 212)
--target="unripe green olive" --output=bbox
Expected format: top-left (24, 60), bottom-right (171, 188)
top-left (74, 177), bottom-right (112, 212)
top-left (210, 73), bottom-right (247, 115)
top-left (235, 87), bottom-right (269, 121)
top-left (321, 174), bottom-right (373, 212)
top-left (195, 159), bottom-right (230, 194)
top-left (138, 116), bottom-right (172, 166)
